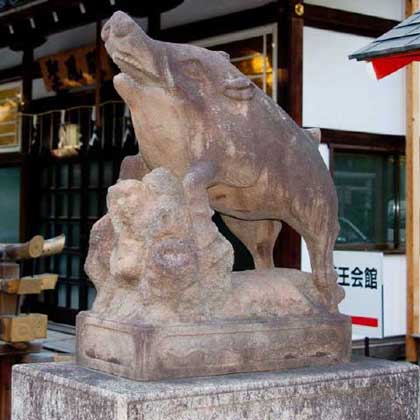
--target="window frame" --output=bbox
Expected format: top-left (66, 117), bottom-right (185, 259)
top-left (325, 129), bottom-right (405, 254)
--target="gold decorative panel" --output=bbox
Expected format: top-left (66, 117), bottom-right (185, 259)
top-left (0, 82), bottom-right (21, 152)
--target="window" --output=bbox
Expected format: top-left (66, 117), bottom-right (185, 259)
top-left (333, 151), bottom-right (405, 251)
top-left (32, 158), bottom-right (121, 324)
top-left (194, 24), bottom-right (278, 101)
top-left (29, 101), bottom-right (128, 325)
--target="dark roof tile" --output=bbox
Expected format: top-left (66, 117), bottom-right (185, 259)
top-left (350, 10), bottom-right (420, 60)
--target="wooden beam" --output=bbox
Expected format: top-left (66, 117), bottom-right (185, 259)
top-left (0, 274), bottom-right (58, 295)
top-left (304, 4), bottom-right (399, 38)
top-left (0, 313), bottom-right (48, 342)
top-left (321, 129), bottom-right (405, 153)
top-left (0, 0), bottom-right (184, 50)
top-left (0, 293), bottom-right (18, 315)
top-left (41, 235), bottom-right (65, 257)
top-left (405, 0), bottom-right (420, 362)
top-left (0, 278), bottom-right (42, 295)
top-left (0, 236), bottom-right (44, 261)
top-left (287, 0), bottom-right (304, 126)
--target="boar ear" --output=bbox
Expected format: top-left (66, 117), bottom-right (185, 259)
top-left (304, 128), bottom-right (321, 144)
top-left (217, 50), bottom-right (230, 61)
top-left (223, 77), bottom-right (255, 101)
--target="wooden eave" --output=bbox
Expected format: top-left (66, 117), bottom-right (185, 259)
top-left (0, 0), bottom-right (183, 50)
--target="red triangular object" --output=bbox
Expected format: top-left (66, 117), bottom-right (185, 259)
top-left (371, 52), bottom-right (420, 79)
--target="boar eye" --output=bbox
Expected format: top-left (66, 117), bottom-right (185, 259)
top-left (181, 59), bottom-right (205, 80)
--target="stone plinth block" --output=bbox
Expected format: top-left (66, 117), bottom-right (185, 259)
top-left (12, 359), bottom-right (419, 420)
top-left (76, 311), bottom-right (351, 381)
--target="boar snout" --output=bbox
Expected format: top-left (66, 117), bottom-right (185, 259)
top-left (102, 11), bottom-right (137, 42)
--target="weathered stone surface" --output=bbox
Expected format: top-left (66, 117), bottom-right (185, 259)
top-left (85, 168), bottom-right (233, 324)
top-left (12, 359), bottom-right (420, 420)
top-left (75, 10), bottom-right (352, 382)
top-left (77, 168), bottom-right (350, 380)
top-left (77, 312), bottom-right (351, 381)
top-left (102, 10), bottom-right (344, 307)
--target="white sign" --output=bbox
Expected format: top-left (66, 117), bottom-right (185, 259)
top-left (334, 250), bottom-right (384, 339)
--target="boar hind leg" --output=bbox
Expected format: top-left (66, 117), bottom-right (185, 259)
top-left (221, 215), bottom-right (282, 270)
top-left (305, 222), bottom-right (342, 309)
top-left (118, 152), bottom-right (150, 181)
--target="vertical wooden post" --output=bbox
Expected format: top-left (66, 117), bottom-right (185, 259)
top-left (95, 15), bottom-right (103, 130)
top-left (273, 0), bottom-right (304, 269)
top-left (405, 0), bottom-right (420, 362)
top-left (21, 47), bottom-right (33, 114)
top-left (287, 0), bottom-right (304, 126)
top-left (20, 47), bottom-right (34, 244)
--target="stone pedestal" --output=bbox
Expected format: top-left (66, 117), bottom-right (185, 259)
top-left (12, 358), bottom-right (419, 420)
top-left (76, 311), bottom-right (351, 381)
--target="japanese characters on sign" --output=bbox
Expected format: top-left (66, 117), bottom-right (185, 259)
top-left (334, 250), bottom-right (384, 339)
top-left (39, 45), bottom-right (113, 92)
top-left (336, 266), bottom-right (378, 289)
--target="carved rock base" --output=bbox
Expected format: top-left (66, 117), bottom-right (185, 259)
top-left (76, 311), bottom-right (351, 381)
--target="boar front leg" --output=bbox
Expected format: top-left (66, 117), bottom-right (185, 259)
top-left (221, 216), bottom-right (281, 270)
top-left (118, 152), bottom-right (150, 181)
top-left (183, 161), bottom-right (219, 248)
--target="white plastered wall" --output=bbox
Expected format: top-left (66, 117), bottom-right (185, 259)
top-left (303, 27), bottom-right (405, 135)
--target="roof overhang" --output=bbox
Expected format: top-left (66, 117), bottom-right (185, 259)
top-left (0, 0), bottom-right (184, 50)
top-left (349, 9), bottom-right (420, 79)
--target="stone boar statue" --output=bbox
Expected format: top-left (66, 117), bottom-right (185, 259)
top-left (102, 11), bottom-right (342, 306)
